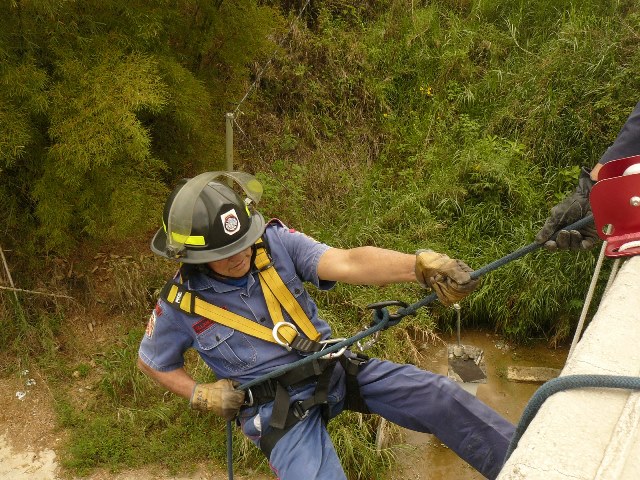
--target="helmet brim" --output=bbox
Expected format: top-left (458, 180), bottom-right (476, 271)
top-left (151, 212), bottom-right (266, 264)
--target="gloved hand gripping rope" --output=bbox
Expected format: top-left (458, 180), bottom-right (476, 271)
top-left (223, 215), bottom-right (597, 480)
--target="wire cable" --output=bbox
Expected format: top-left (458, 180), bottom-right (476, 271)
top-left (232, 0), bottom-right (312, 117)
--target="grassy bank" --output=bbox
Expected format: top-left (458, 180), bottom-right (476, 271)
top-left (2, 0), bottom-right (639, 478)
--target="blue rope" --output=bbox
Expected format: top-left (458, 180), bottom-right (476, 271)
top-left (504, 374), bottom-right (640, 463)
top-left (238, 310), bottom-right (391, 391)
top-left (396, 215), bottom-right (595, 318)
top-left (224, 214), bottom-right (595, 478)
top-left (226, 421), bottom-right (234, 479)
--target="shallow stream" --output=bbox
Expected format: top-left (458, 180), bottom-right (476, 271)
top-left (389, 329), bottom-right (569, 480)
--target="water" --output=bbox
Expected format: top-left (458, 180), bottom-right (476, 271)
top-left (389, 329), bottom-right (569, 480)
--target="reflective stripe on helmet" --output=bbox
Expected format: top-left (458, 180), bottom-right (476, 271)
top-left (163, 221), bottom-right (206, 246)
top-left (151, 172), bottom-right (266, 263)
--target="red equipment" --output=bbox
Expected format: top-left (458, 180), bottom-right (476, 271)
top-left (590, 156), bottom-right (640, 258)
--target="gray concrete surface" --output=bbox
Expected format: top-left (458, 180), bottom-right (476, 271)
top-left (498, 255), bottom-right (640, 480)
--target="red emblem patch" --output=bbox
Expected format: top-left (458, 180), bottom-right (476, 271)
top-left (193, 318), bottom-right (215, 334)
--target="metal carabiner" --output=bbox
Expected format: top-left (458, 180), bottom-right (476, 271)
top-left (319, 337), bottom-right (347, 360)
top-left (243, 388), bottom-right (254, 407)
top-left (356, 330), bottom-right (380, 352)
top-left (272, 321), bottom-right (299, 351)
top-left (366, 300), bottom-right (410, 328)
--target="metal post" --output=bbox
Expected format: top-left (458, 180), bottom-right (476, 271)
top-left (225, 112), bottom-right (234, 172)
top-left (454, 303), bottom-right (461, 346)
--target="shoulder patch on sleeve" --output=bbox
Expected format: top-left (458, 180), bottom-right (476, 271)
top-left (145, 302), bottom-right (164, 338)
top-left (145, 310), bottom-right (157, 338)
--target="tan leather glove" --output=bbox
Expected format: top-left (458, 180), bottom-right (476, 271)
top-left (190, 379), bottom-right (245, 420)
top-left (415, 250), bottom-right (480, 306)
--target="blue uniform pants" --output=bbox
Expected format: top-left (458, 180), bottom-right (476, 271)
top-left (239, 357), bottom-right (515, 479)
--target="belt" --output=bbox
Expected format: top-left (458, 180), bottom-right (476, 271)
top-left (242, 357), bottom-right (336, 430)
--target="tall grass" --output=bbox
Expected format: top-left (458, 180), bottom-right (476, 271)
top-left (9, 1), bottom-right (640, 479)
top-left (242, 0), bottom-right (640, 344)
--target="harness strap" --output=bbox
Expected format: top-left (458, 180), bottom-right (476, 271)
top-left (339, 353), bottom-right (370, 414)
top-left (159, 237), bottom-right (322, 351)
top-left (252, 352), bottom-right (371, 459)
top-left (254, 239), bottom-right (321, 341)
top-left (259, 361), bottom-right (337, 458)
top-left (161, 281), bottom-right (298, 344)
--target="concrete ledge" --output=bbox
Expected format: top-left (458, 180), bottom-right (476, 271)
top-left (498, 255), bottom-right (640, 480)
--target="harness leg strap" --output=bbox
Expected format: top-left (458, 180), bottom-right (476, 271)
top-left (340, 353), bottom-right (370, 414)
top-left (269, 382), bottom-right (292, 430)
top-left (260, 362), bottom-right (337, 458)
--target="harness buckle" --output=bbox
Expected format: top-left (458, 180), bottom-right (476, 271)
top-left (243, 388), bottom-right (254, 407)
top-left (258, 261), bottom-right (275, 272)
top-left (272, 322), bottom-right (299, 351)
top-left (319, 338), bottom-right (347, 360)
top-left (292, 401), bottom-right (309, 420)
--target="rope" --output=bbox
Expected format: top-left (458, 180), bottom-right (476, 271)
top-left (223, 214), bottom-right (595, 478)
top-left (239, 309), bottom-right (392, 391)
top-left (503, 374), bottom-right (640, 463)
top-left (568, 239), bottom-right (608, 358)
top-left (396, 215), bottom-right (595, 319)
top-left (604, 258), bottom-right (622, 294)
top-left (226, 421), bottom-right (234, 479)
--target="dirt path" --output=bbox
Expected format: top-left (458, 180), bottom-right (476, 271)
top-left (0, 371), bottom-right (61, 480)
top-left (0, 431), bottom-right (266, 480)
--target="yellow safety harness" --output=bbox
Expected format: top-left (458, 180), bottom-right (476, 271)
top-left (160, 238), bottom-right (323, 352)
top-left (159, 235), bottom-right (369, 458)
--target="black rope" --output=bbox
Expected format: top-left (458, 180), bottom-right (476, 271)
top-left (226, 420), bottom-right (234, 479)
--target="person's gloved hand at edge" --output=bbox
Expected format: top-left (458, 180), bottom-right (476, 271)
top-left (535, 167), bottom-right (599, 251)
top-left (415, 250), bottom-right (480, 306)
top-left (190, 378), bottom-right (245, 420)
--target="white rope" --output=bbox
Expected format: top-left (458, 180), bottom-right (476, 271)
top-left (619, 240), bottom-right (640, 251)
top-left (568, 240), bottom-right (608, 358)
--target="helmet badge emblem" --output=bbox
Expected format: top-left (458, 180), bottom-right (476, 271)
top-left (221, 209), bottom-right (241, 235)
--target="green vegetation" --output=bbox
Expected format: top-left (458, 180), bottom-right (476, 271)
top-left (1, 0), bottom-right (282, 256)
top-left (1, 0), bottom-right (639, 478)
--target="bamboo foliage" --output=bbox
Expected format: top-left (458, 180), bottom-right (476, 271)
top-left (0, 0), bottom-right (284, 253)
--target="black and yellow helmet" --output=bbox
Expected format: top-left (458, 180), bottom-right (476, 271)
top-left (151, 172), bottom-right (265, 263)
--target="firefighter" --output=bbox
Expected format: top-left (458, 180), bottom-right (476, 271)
top-left (137, 172), bottom-right (515, 479)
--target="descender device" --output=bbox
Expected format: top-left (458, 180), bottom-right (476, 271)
top-left (590, 155), bottom-right (640, 258)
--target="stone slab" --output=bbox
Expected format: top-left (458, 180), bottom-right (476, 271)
top-left (506, 366), bottom-right (561, 383)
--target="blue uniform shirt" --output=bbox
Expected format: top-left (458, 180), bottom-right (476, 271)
top-left (138, 221), bottom-right (335, 383)
top-left (600, 100), bottom-right (640, 164)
